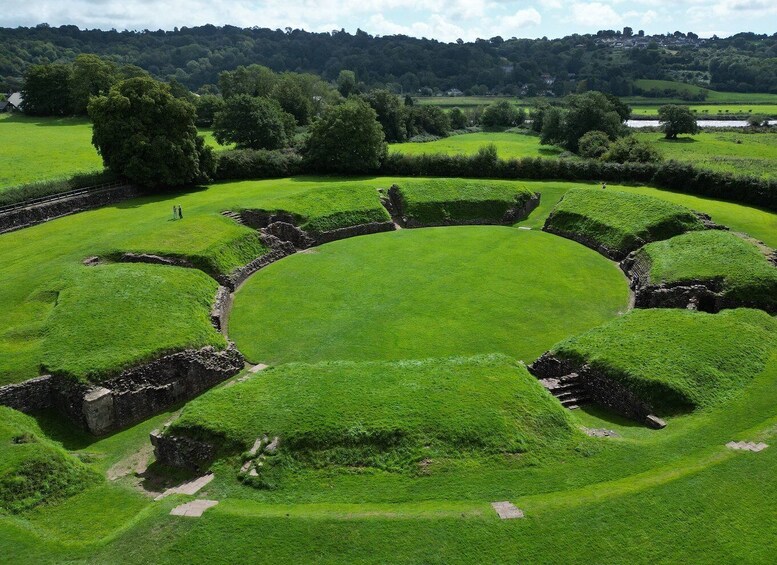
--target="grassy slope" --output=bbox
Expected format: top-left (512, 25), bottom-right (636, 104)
top-left (396, 178), bottom-right (535, 223)
top-left (230, 226), bottom-right (629, 365)
top-left (0, 407), bottom-right (99, 514)
top-left (235, 182), bottom-right (390, 232)
top-left (629, 80), bottom-right (777, 104)
top-left (170, 355), bottom-right (577, 465)
top-left (554, 308), bottom-right (777, 412)
top-left (545, 187), bottom-right (705, 254)
top-left (638, 230), bottom-right (777, 310)
top-left (634, 131), bottom-right (777, 180)
top-left (42, 263), bottom-right (225, 382)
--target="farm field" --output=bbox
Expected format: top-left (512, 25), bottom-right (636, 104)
top-left (0, 114), bottom-right (227, 189)
top-left (633, 131), bottom-right (777, 179)
top-left (1, 175), bottom-right (777, 563)
top-left (390, 131), bottom-right (562, 159)
top-left (630, 104), bottom-right (777, 117)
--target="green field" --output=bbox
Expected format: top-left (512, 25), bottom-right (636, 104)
top-left (0, 114), bottom-right (227, 189)
top-left (2, 175), bottom-right (777, 563)
top-left (630, 79), bottom-right (777, 105)
top-left (229, 227), bottom-right (629, 365)
top-left (391, 131), bottom-right (562, 159)
top-left (634, 131), bottom-right (777, 179)
top-left (631, 104), bottom-right (777, 117)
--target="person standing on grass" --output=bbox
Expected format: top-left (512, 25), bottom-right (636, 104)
top-left (179, 205), bottom-right (183, 219)
top-left (173, 205), bottom-right (177, 220)
top-left (602, 182), bottom-right (607, 190)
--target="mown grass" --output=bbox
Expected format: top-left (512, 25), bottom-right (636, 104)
top-left (41, 263), bottom-right (225, 382)
top-left (0, 177), bottom-right (773, 388)
top-left (395, 178), bottom-right (536, 224)
top-left (634, 131), bottom-right (777, 179)
top-left (553, 308), bottom-right (777, 412)
top-left (0, 407), bottom-right (99, 514)
top-left (631, 104), bottom-right (777, 117)
top-left (230, 226), bottom-right (629, 366)
top-left (637, 230), bottom-right (777, 311)
top-left (391, 131), bottom-right (563, 159)
top-left (0, 115), bottom-right (230, 191)
top-left (627, 80), bottom-right (777, 105)
top-left (169, 355), bottom-right (578, 477)
top-left (545, 187), bottom-right (705, 255)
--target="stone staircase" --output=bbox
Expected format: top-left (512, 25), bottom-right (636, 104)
top-left (537, 372), bottom-right (590, 410)
top-left (221, 210), bottom-right (245, 225)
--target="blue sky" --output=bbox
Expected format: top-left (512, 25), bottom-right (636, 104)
top-left (3, 1), bottom-right (775, 41)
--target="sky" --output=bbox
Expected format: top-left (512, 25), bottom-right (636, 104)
top-left (2, 1), bottom-right (775, 42)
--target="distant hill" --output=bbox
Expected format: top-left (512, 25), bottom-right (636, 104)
top-left (0, 25), bottom-right (775, 96)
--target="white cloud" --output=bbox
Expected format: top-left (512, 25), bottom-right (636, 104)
top-left (504, 8), bottom-right (542, 29)
top-left (571, 2), bottom-right (623, 27)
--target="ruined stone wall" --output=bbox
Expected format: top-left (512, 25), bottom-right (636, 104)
top-left (312, 221), bottom-right (396, 244)
top-left (150, 429), bottom-right (218, 472)
top-left (0, 184), bottom-right (141, 234)
top-left (0, 344), bottom-right (244, 435)
top-left (0, 376), bottom-right (54, 413)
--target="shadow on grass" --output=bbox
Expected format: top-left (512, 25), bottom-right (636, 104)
top-left (110, 185), bottom-right (212, 209)
top-left (656, 137), bottom-right (698, 144)
top-left (2, 113), bottom-right (91, 127)
top-left (577, 405), bottom-right (645, 429)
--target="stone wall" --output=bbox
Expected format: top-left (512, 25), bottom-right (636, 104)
top-left (210, 286), bottom-right (232, 333)
top-left (312, 221), bottom-right (396, 245)
top-left (0, 375), bottom-right (54, 413)
top-left (0, 344), bottom-right (244, 435)
top-left (542, 224), bottom-right (626, 261)
top-left (0, 184), bottom-right (141, 234)
top-left (621, 251), bottom-right (724, 312)
top-left (150, 429), bottom-right (218, 472)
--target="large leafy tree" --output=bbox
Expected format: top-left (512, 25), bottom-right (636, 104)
top-left (270, 74), bottom-right (313, 125)
top-left (88, 77), bottom-right (214, 188)
top-left (212, 95), bottom-right (294, 150)
top-left (361, 89), bottom-right (406, 142)
top-left (541, 91), bottom-right (628, 152)
top-left (304, 99), bottom-right (387, 173)
top-left (658, 104), bottom-right (699, 139)
top-left (70, 54), bottom-right (119, 115)
top-left (21, 63), bottom-right (73, 116)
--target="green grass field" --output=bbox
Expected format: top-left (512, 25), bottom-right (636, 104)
top-left (0, 115), bottom-right (228, 190)
top-left (230, 226), bottom-right (629, 365)
top-left (634, 131), bottom-right (777, 179)
top-left (2, 174), bottom-right (777, 563)
top-left (391, 131), bottom-right (562, 159)
top-left (544, 188), bottom-right (705, 256)
top-left (631, 104), bottom-right (777, 117)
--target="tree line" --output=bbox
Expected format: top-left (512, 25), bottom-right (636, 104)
top-left (2, 24), bottom-right (776, 96)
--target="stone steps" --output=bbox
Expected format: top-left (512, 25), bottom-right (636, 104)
top-left (538, 372), bottom-right (590, 410)
top-left (221, 210), bottom-right (245, 225)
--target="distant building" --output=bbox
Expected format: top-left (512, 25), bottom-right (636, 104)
top-left (6, 92), bottom-right (23, 111)
top-left (445, 88), bottom-right (464, 97)
top-left (0, 100), bottom-right (8, 112)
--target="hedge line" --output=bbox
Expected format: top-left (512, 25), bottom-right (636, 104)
top-left (207, 149), bottom-right (777, 212)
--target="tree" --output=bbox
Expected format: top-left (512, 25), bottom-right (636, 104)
top-left (88, 77), bottom-right (214, 188)
top-left (362, 89), bottom-right (406, 142)
top-left (578, 130), bottom-right (611, 159)
top-left (212, 95), bottom-right (293, 150)
top-left (21, 63), bottom-right (73, 115)
top-left (70, 54), bottom-right (118, 115)
top-left (304, 99), bottom-right (387, 173)
top-left (194, 94), bottom-right (226, 127)
top-left (337, 70), bottom-right (357, 97)
top-left (481, 100), bottom-right (524, 128)
top-left (539, 107), bottom-right (564, 146)
top-left (541, 91), bottom-right (626, 152)
top-left (271, 74), bottom-right (314, 125)
top-left (449, 107), bottom-right (468, 130)
top-left (406, 105), bottom-right (451, 137)
top-left (219, 64), bottom-right (277, 99)
top-left (658, 104), bottom-right (699, 139)
top-left (601, 136), bottom-right (662, 163)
